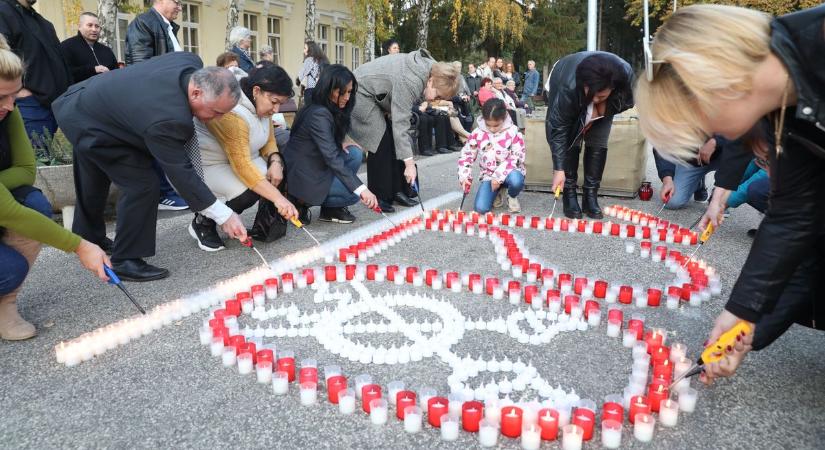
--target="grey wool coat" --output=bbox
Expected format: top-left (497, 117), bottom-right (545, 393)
top-left (350, 49), bottom-right (435, 161)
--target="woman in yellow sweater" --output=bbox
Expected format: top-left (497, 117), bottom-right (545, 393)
top-left (190, 63), bottom-right (298, 251)
top-left (0, 37), bottom-right (108, 340)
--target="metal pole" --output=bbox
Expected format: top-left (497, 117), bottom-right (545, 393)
top-left (587, 0), bottom-right (598, 51)
top-left (643, 0), bottom-right (650, 42)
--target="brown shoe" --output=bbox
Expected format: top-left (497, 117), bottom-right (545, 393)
top-left (0, 231), bottom-right (40, 340)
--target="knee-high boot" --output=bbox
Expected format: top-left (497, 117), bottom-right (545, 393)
top-left (583, 146), bottom-right (608, 219)
top-left (562, 144), bottom-right (582, 219)
top-left (0, 231), bottom-right (40, 340)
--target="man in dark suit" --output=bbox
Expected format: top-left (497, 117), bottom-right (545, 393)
top-left (52, 53), bottom-right (247, 281)
top-left (60, 12), bottom-right (118, 84)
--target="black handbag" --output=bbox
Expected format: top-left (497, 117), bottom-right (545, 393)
top-left (249, 198), bottom-right (288, 243)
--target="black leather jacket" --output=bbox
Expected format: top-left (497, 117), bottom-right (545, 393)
top-left (125, 8), bottom-right (179, 65)
top-left (725, 5), bottom-right (825, 345)
top-left (544, 51), bottom-right (634, 170)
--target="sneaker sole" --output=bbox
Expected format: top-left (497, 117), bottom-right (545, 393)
top-left (188, 224), bottom-right (225, 252)
top-left (318, 216), bottom-right (355, 224)
top-left (159, 204), bottom-right (190, 211)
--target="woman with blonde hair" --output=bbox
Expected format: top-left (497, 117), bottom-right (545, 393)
top-left (635, 4), bottom-right (825, 382)
top-left (0, 36), bottom-right (109, 340)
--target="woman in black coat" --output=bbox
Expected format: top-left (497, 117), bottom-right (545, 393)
top-left (282, 65), bottom-right (378, 224)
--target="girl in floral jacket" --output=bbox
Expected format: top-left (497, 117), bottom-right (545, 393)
top-left (458, 98), bottom-right (526, 213)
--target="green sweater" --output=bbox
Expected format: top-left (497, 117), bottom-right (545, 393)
top-left (0, 108), bottom-right (81, 252)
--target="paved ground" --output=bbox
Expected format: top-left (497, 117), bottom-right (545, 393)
top-left (2, 152), bottom-right (824, 449)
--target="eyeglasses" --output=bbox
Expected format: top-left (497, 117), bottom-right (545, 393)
top-left (643, 37), bottom-right (666, 82)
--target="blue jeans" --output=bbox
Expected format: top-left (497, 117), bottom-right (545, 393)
top-left (746, 175), bottom-right (770, 213)
top-left (665, 160), bottom-right (719, 210)
top-left (152, 159), bottom-right (179, 198)
top-left (0, 188), bottom-right (52, 296)
top-left (474, 171), bottom-right (525, 213)
top-left (15, 96), bottom-right (58, 150)
top-left (322, 146), bottom-right (363, 208)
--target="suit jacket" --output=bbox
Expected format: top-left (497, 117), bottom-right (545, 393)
top-left (60, 33), bottom-right (118, 84)
top-left (350, 49), bottom-right (435, 160)
top-left (125, 8), bottom-right (179, 65)
top-left (52, 53), bottom-right (216, 212)
top-left (282, 104), bottom-right (362, 205)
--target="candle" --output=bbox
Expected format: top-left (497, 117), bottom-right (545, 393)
top-left (428, 397), bottom-right (448, 427)
top-left (276, 351), bottom-right (295, 382)
top-left (387, 380), bottom-right (405, 404)
top-left (300, 382), bottom-right (317, 406)
top-left (338, 388), bottom-right (356, 414)
top-left (647, 381), bottom-right (669, 412)
top-left (623, 329), bottom-right (638, 347)
top-left (237, 352), bottom-right (254, 375)
top-left (670, 342), bottom-right (687, 362)
top-left (571, 408), bottom-right (595, 441)
top-left (397, 391), bottom-right (417, 419)
top-left (447, 392), bottom-right (464, 417)
top-left (462, 401), bottom-right (484, 432)
top-left (479, 419), bottom-right (499, 448)
top-left (659, 399), bottom-right (679, 427)
top-left (362, 384), bottom-right (382, 413)
top-left (633, 413), bottom-right (655, 442)
top-left (354, 374), bottom-right (373, 399)
top-left (602, 395), bottom-right (624, 423)
top-left (441, 414), bottom-right (460, 441)
top-left (404, 406), bottom-right (422, 433)
top-left (327, 375), bottom-right (347, 404)
top-left (678, 387), bottom-right (698, 412)
top-left (256, 360), bottom-right (273, 384)
top-left (628, 396), bottom-right (650, 424)
top-left (222, 348), bottom-right (236, 367)
top-left (370, 399), bottom-right (388, 425)
top-left (272, 371), bottom-right (289, 395)
top-left (601, 419), bottom-right (622, 449)
top-left (501, 406), bottom-right (523, 438)
top-left (606, 319), bottom-right (621, 338)
top-left (536, 408), bottom-right (559, 440)
top-left (561, 424), bottom-right (583, 450)
top-left (521, 424), bottom-right (542, 450)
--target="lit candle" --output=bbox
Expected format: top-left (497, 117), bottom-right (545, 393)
top-left (362, 384), bottom-right (382, 413)
top-left (428, 397), bottom-right (449, 427)
top-left (561, 424), bottom-right (583, 450)
top-left (370, 399), bottom-right (388, 425)
top-left (537, 408), bottom-right (559, 440)
top-left (256, 360), bottom-right (273, 384)
top-left (501, 406), bottom-right (523, 438)
top-left (237, 352), bottom-right (253, 375)
top-left (521, 423), bottom-right (541, 450)
top-left (441, 414), bottom-right (460, 441)
top-left (659, 399), bottom-right (679, 427)
top-left (462, 401), bottom-right (484, 432)
top-left (479, 418), bottom-right (499, 447)
top-left (404, 405), bottom-right (422, 433)
top-left (602, 394), bottom-right (624, 423)
top-left (396, 391), bottom-right (416, 419)
top-left (647, 381), bottom-right (669, 412)
top-left (300, 381), bottom-right (317, 406)
top-left (678, 387), bottom-right (698, 412)
top-left (633, 413), bottom-right (655, 442)
top-left (338, 388), bottom-right (356, 414)
top-left (669, 343), bottom-right (687, 362)
top-left (628, 396), bottom-right (650, 424)
top-left (571, 407), bottom-right (595, 441)
top-left (327, 375), bottom-right (347, 404)
top-left (601, 419), bottom-right (622, 449)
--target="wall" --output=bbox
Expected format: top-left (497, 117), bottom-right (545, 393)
top-left (36, 0), bottom-right (361, 82)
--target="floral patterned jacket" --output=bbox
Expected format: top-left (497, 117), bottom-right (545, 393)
top-left (457, 115), bottom-right (526, 183)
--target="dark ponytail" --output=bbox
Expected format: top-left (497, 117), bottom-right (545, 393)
top-left (482, 98), bottom-right (508, 122)
top-left (239, 64), bottom-right (294, 104)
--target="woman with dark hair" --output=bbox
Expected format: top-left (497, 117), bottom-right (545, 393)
top-left (282, 65), bottom-right (378, 224)
top-left (297, 41), bottom-right (329, 105)
top-left (477, 77), bottom-right (495, 106)
top-left (188, 64), bottom-right (299, 251)
top-left (382, 39), bottom-right (400, 55)
top-left (544, 51), bottom-right (634, 219)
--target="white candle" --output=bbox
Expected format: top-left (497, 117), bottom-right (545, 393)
top-left (521, 424), bottom-right (541, 450)
top-left (448, 393), bottom-right (464, 417)
top-left (370, 399), bottom-right (388, 425)
top-left (441, 414), bottom-right (460, 441)
top-left (354, 374), bottom-right (372, 399)
top-left (659, 399), bottom-right (679, 427)
top-left (606, 320), bottom-right (621, 338)
top-left (404, 406), bottom-right (422, 433)
top-left (633, 413), bottom-right (655, 442)
top-left (222, 348), bottom-right (236, 367)
top-left (587, 309), bottom-right (601, 327)
top-left (479, 419), bottom-right (499, 448)
top-left (622, 329), bottom-right (637, 347)
top-left (387, 381), bottom-right (405, 404)
top-left (632, 341), bottom-right (648, 359)
top-left (561, 424), bottom-right (583, 450)
top-left (338, 388), bottom-right (356, 414)
top-left (670, 343), bottom-right (687, 362)
top-left (272, 371), bottom-right (289, 395)
top-left (601, 419), bottom-right (622, 449)
top-left (300, 382), bottom-right (317, 406)
top-left (237, 353), bottom-right (253, 375)
top-left (678, 387), bottom-right (698, 412)
top-left (256, 361), bottom-right (272, 384)
top-left (210, 337), bottom-right (224, 357)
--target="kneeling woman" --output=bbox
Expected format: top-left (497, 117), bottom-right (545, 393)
top-left (189, 64), bottom-right (298, 251)
top-left (283, 65), bottom-right (378, 223)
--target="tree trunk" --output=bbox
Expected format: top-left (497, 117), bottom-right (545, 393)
top-left (97, 0), bottom-right (118, 48)
top-left (305, 0), bottom-right (317, 42)
top-left (225, 0), bottom-right (240, 50)
top-left (416, 0), bottom-right (431, 50)
top-left (364, 3), bottom-right (375, 62)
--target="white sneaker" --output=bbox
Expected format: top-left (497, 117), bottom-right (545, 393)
top-left (508, 195), bottom-right (521, 213)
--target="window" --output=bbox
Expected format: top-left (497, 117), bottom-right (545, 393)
top-left (180, 2), bottom-right (200, 54)
top-left (351, 47), bottom-right (361, 70)
top-left (334, 27), bottom-right (345, 65)
top-left (114, 12), bottom-right (129, 62)
top-left (266, 16), bottom-right (281, 65)
top-left (315, 24), bottom-right (329, 55)
top-left (243, 13), bottom-right (258, 55)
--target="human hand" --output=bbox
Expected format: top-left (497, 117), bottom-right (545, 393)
top-left (700, 310), bottom-right (754, 384)
top-left (266, 161), bottom-right (284, 187)
top-left (698, 137), bottom-right (717, 165)
top-left (220, 213), bottom-right (248, 241)
top-left (403, 161), bottom-right (417, 185)
top-left (75, 239), bottom-right (111, 282)
top-left (699, 196), bottom-right (726, 229)
top-left (660, 176), bottom-right (675, 203)
top-left (551, 170), bottom-right (565, 194)
top-left (491, 179), bottom-right (502, 191)
top-left (459, 178), bottom-right (472, 193)
top-left (95, 65), bottom-right (109, 73)
top-left (360, 189), bottom-right (378, 210)
top-left (275, 196), bottom-right (298, 220)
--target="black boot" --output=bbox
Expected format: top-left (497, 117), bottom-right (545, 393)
top-left (562, 144), bottom-right (582, 219)
top-left (582, 146), bottom-right (608, 219)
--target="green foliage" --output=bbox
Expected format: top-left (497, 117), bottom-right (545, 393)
top-left (519, 0), bottom-right (586, 69)
top-left (625, 0), bottom-right (822, 26)
top-left (344, 0), bottom-right (393, 49)
top-left (32, 129), bottom-right (73, 167)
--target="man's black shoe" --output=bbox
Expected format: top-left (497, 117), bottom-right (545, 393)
top-left (111, 259), bottom-right (169, 282)
top-left (420, 148), bottom-right (436, 157)
top-left (436, 147), bottom-right (451, 154)
top-left (393, 191), bottom-right (418, 207)
top-left (188, 215), bottom-right (225, 252)
top-left (747, 228), bottom-right (757, 238)
top-left (378, 200), bottom-right (395, 213)
top-left (449, 144), bottom-right (463, 152)
top-left (98, 237), bottom-right (114, 255)
top-left (319, 206), bottom-right (356, 224)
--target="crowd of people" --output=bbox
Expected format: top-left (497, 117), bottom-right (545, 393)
top-left (0, 0), bottom-right (822, 386)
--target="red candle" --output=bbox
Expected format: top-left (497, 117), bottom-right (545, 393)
top-left (530, 216), bottom-right (540, 228)
top-left (524, 285), bottom-right (539, 304)
top-left (396, 391), bottom-right (416, 419)
top-left (607, 308), bottom-right (623, 324)
top-left (405, 266), bottom-right (419, 283)
top-left (501, 406), bottom-right (523, 438)
top-left (651, 346), bottom-right (671, 365)
top-left (644, 330), bottom-right (665, 349)
top-left (299, 366), bottom-right (318, 384)
top-left (361, 384), bottom-right (382, 413)
top-left (626, 225), bottom-right (636, 238)
top-left (647, 288), bottom-right (662, 306)
top-left (501, 214), bottom-right (511, 226)
top-left (515, 215), bottom-right (524, 227)
top-left (610, 223), bottom-right (620, 236)
top-left (560, 219), bottom-right (570, 232)
top-left (324, 265), bottom-right (337, 282)
top-left (642, 226), bottom-right (652, 239)
top-left (425, 269), bottom-right (438, 286)
top-left (445, 272), bottom-right (460, 289)
top-left (327, 375), bottom-right (347, 404)
top-left (647, 381), bottom-right (669, 412)
top-left (224, 299), bottom-right (241, 316)
top-left (427, 397), bottom-right (448, 427)
top-left (618, 285), bottom-right (633, 304)
top-left (653, 359), bottom-right (673, 379)
top-left (627, 319), bottom-right (644, 340)
top-left (602, 401), bottom-right (624, 423)
top-left (276, 356), bottom-right (295, 382)
top-left (366, 264), bottom-right (378, 280)
top-left (564, 295), bottom-right (580, 314)
top-left (584, 300), bottom-right (600, 318)
top-left (462, 401), bottom-right (484, 432)
top-left (238, 342), bottom-right (256, 362)
top-left (572, 408), bottom-right (596, 441)
top-left (541, 268), bottom-right (555, 285)
top-left (538, 408), bottom-right (559, 440)
top-left (257, 349), bottom-right (274, 365)
top-left (386, 265), bottom-right (399, 281)
top-left (264, 277), bottom-right (279, 292)
top-left (507, 280), bottom-right (521, 294)
top-left (213, 308), bottom-right (228, 320)
top-left (628, 396), bottom-right (651, 424)
top-left (573, 277), bottom-right (588, 294)
top-left (302, 268), bottom-right (315, 285)
top-left (592, 221), bottom-right (603, 234)
top-left (593, 280), bottom-right (608, 298)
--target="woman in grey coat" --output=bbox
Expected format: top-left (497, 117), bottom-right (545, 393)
top-left (349, 49), bottom-right (462, 209)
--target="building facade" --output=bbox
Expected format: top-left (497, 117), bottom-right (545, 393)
top-left (36, 0), bottom-right (362, 81)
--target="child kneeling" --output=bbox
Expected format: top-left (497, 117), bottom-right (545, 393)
top-left (457, 98), bottom-right (526, 213)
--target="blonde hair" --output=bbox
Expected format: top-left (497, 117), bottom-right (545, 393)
top-left (430, 62), bottom-right (462, 98)
top-left (0, 35), bottom-right (23, 82)
top-left (635, 5), bottom-right (771, 162)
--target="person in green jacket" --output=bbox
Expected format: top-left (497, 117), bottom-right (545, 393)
top-left (0, 36), bottom-right (109, 341)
